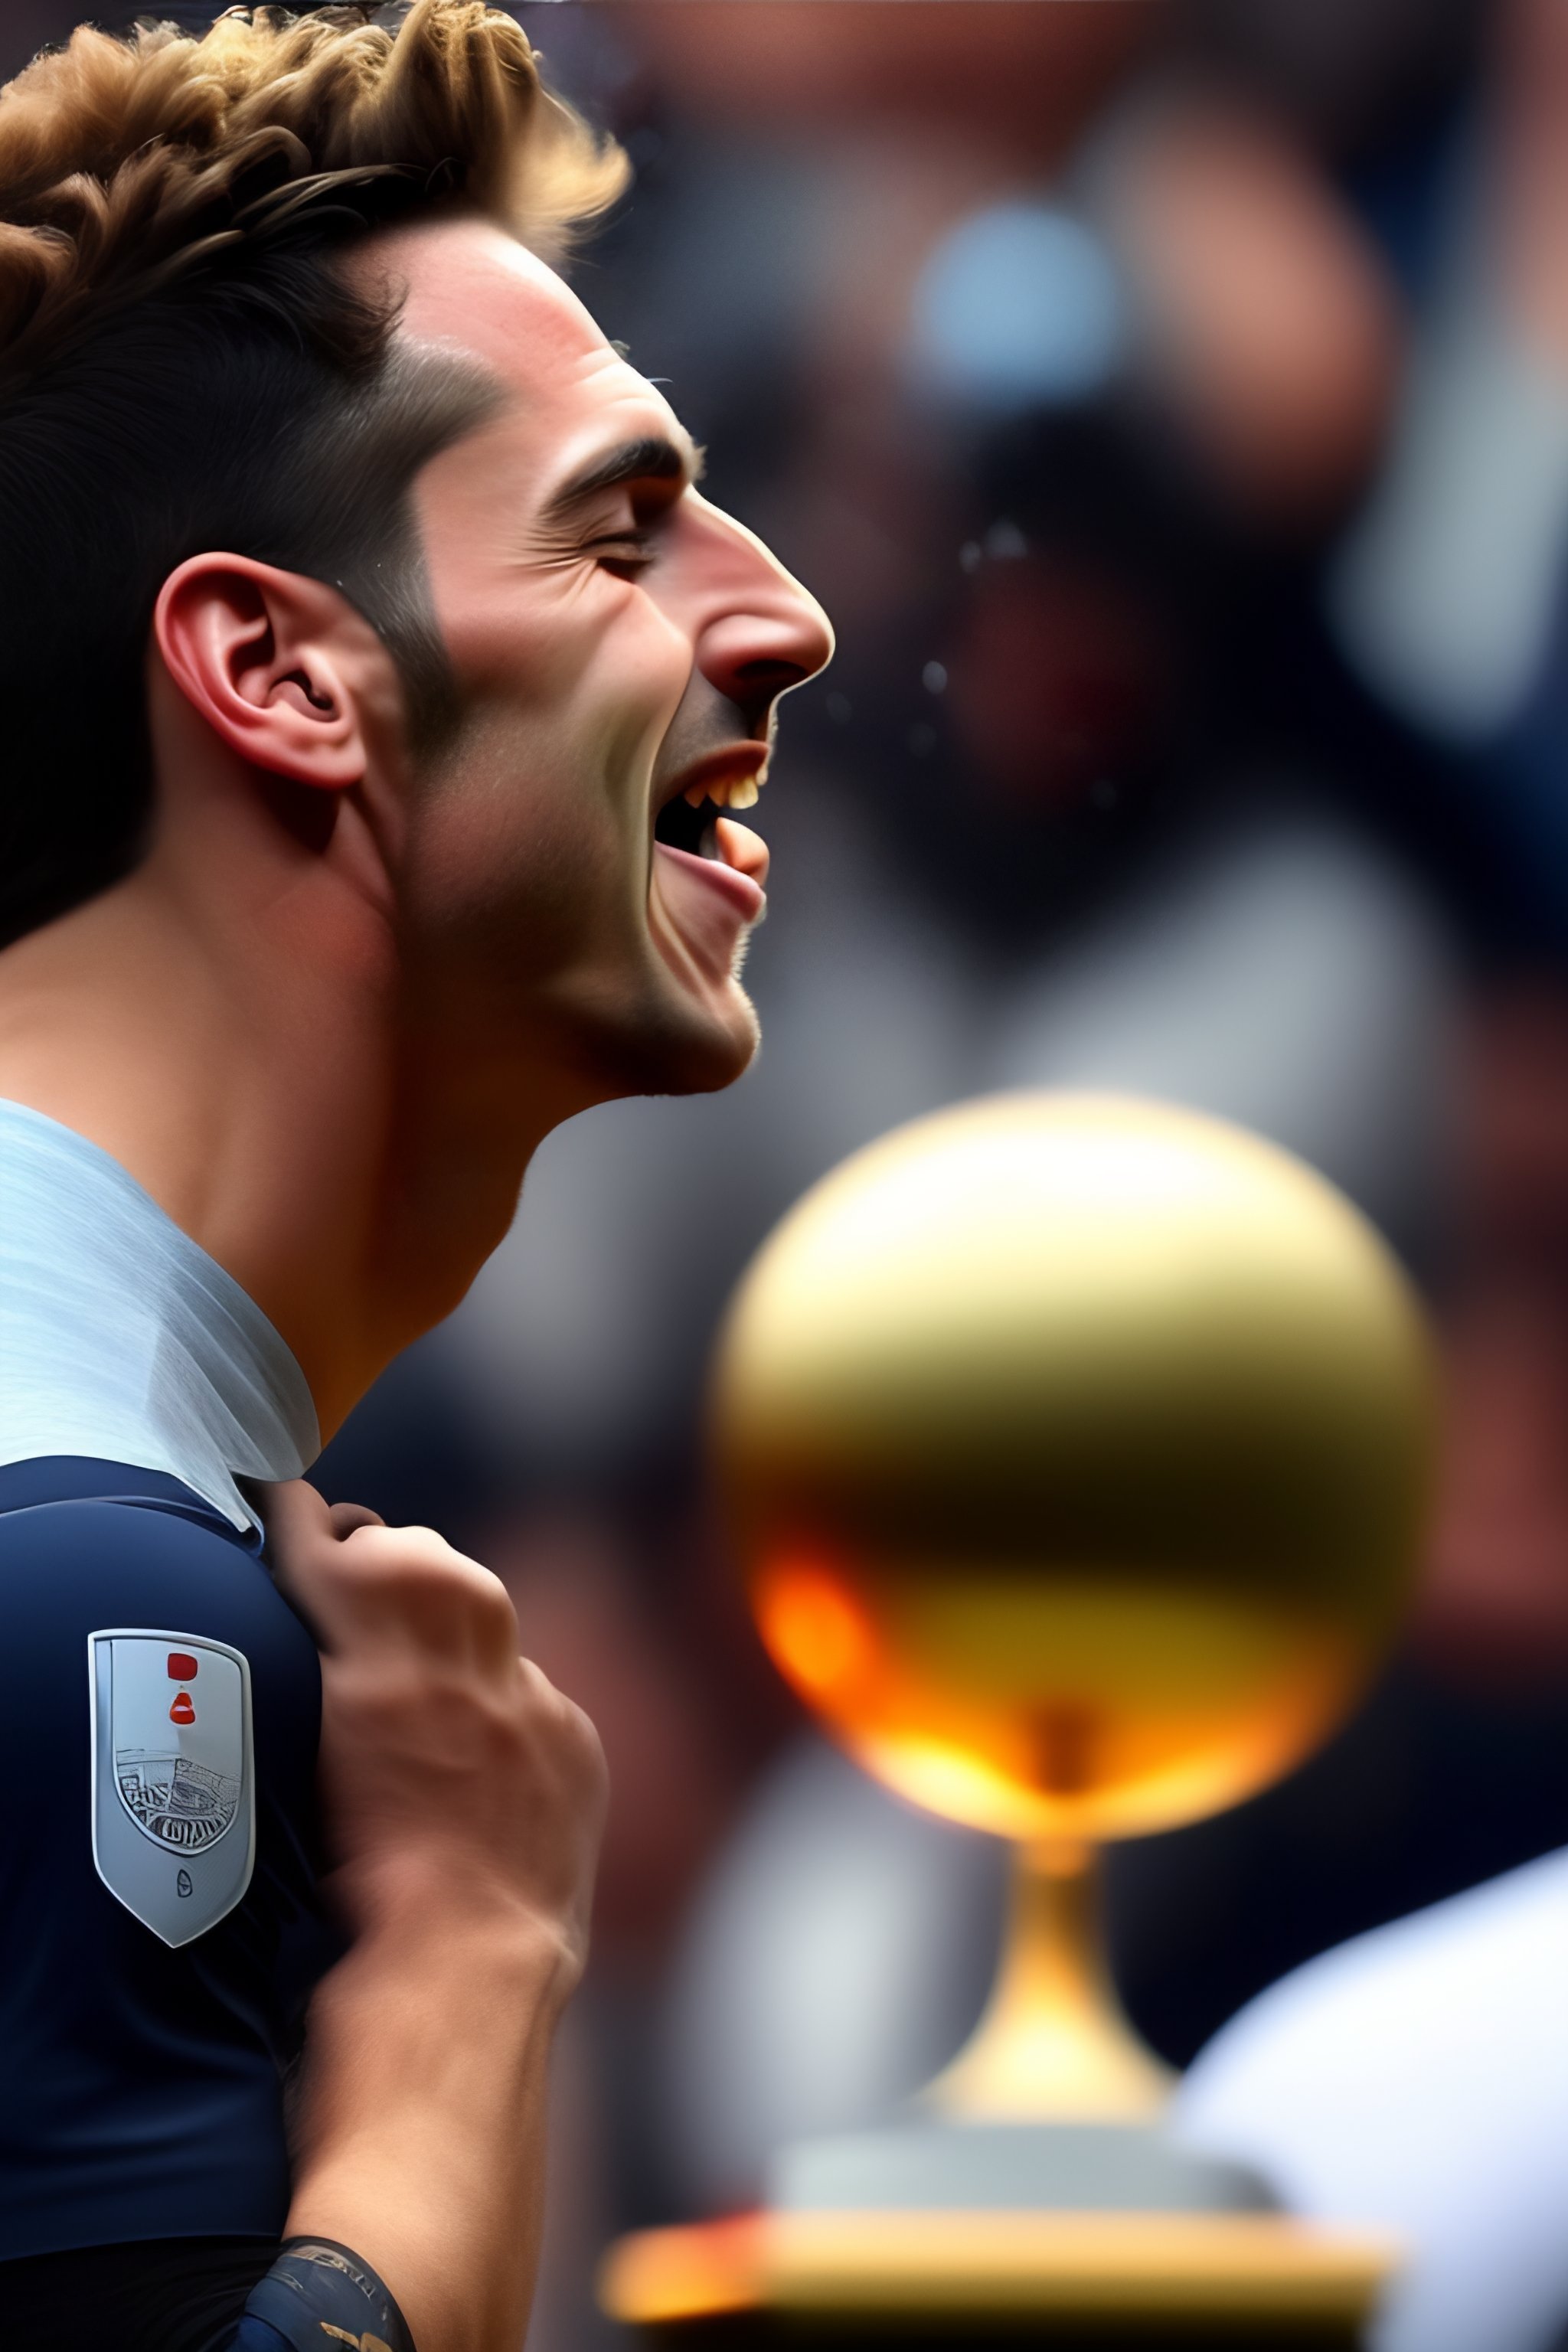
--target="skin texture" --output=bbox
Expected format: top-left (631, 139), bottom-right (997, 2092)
top-left (0, 214), bottom-right (832, 1435)
top-left (0, 214), bottom-right (831, 2350)
top-left (265, 1481), bottom-right (609, 2352)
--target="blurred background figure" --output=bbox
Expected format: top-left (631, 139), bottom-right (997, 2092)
top-left (15, 2), bottom-right (1568, 2345)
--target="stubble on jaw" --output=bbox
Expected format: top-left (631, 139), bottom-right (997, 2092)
top-left (392, 710), bottom-right (765, 1109)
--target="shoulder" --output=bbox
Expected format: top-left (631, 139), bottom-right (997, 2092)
top-left (0, 1487), bottom-right (250, 1568)
top-left (0, 1468), bottom-right (321, 1753)
top-left (0, 1472), bottom-right (328, 2263)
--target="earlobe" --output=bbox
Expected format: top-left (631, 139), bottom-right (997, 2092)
top-left (155, 554), bottom-right (370, 792)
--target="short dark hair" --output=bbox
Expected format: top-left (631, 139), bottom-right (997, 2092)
top-left (0, 4), bottom-right (626, 949)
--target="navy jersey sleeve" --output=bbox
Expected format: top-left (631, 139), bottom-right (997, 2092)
top-left (0, 1460), bottom-right (335, 2262)
top-left (0, 2235), bottom-right (416, 2350)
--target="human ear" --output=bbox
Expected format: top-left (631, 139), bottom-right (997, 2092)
top-left (154, 554), bottom-right (374, 791)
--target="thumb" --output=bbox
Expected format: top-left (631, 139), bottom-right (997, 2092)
top-left (251, 1475), bottom-right (335, 1572)
top-left (327, 1500), bottom-right (387, 1539)
top-left (251, 1479), bottom-right (382, 1638)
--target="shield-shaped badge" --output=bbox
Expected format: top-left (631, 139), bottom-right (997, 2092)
top-left (88, 1629), bottom-right (255, 1947)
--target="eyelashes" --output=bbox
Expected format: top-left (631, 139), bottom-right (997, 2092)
top-left (585, 530), bottom-right (658, 577)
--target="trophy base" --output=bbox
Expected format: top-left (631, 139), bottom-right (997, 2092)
top-left (769, 2119), bottom-right (1276, 2214)
top-left (599, 2209), bottom-right (1400, 2344)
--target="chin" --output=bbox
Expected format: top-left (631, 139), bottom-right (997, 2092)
top-left (648, 991), bottom-right (762, 1098)
top-left (570, 982), bottom-right (761, 1105)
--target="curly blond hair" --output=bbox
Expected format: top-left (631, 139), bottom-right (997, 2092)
top-left (0, 2), bottom-right (626, 387)
top-left (0, 4), bottom-right (627, 946)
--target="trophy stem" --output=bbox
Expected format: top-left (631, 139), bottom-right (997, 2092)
top-left (926, 1838), bottom-right (1173, 2122)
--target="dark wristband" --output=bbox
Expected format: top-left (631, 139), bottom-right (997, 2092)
top-left (237, 2236), bottom-right (416, 2352)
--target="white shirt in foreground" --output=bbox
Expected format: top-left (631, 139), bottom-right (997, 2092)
top-left (1177, 1847), bottom-right (1568, 2352)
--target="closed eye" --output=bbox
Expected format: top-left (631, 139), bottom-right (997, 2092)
top-left (587, 529), bottom-right (658, 577)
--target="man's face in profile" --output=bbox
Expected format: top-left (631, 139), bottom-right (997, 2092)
top-left (370, 218), bottom-right (833, 1104)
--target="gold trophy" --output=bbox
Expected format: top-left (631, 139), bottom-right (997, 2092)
top-left (604, 1093), bottom-right (1431, 2337)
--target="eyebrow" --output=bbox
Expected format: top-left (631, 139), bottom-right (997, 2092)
top-left (541, 434), bottom-right (704, 528)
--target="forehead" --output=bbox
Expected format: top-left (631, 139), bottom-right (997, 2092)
top-left (362, 214), bottom-right (684, 473)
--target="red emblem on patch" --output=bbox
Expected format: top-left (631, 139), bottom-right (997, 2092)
top-left (167, 1653), bottom-right (198, 1682)
top-left (168, 1693), bottom-right (196, 1726)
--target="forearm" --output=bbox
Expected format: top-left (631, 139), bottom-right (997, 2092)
top-left (258, 1489), bottom-right (606, 2352)
top-left (283, 1886), bottom-right (576, 2352)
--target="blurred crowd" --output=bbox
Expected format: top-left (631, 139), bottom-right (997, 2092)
top-left (11, 3), bottom-right (1568, 2346)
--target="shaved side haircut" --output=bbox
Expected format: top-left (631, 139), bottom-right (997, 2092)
top-left (0, 3), bottom-right (626, 948)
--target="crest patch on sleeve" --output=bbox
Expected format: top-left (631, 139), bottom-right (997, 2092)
top-left (88, 1630), bottom-right (256, 1946)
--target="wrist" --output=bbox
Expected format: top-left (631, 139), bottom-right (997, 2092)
top-left (328, 1847), bottom-right (587, 1995)
top-left (286, 1890), bottom-right (567, 2352)
top-left (289, 1879), bottom-right (572, 2209)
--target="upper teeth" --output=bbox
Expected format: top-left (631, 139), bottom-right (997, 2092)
top-left (684, 772), bottom-right (763, 812)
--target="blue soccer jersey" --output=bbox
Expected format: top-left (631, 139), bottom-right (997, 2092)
top-left (0, 1103), bottom-right (416, 2347)
top-left (0, 1097), bottom-right (335, 2267)
top-left (0, 1455), bottom-right (334, 2259)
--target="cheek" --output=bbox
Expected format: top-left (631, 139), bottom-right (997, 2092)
top-left (427, 590), bottom-right (695, 910)
top-left (400, 704), bottom-right (648, 994)
top-left (410, 707), bottom-right (594, 928)
top-left (395, 561), bottom-right (697, 994)
top-left (433, 562), bottom-right (692, 760)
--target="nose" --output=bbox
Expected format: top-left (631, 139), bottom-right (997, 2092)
top-left (683, 496), bottom-right (835, 730)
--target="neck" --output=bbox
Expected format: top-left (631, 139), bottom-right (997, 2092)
top-left (0, 813), bottom-right (568, 1443)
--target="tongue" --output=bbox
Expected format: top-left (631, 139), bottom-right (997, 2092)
top-left (652, 841), bottom-right (765, 984)
top-left (712, 815), bottom-right (770, 889)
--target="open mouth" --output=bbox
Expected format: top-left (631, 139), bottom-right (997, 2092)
top-left (652, 747), bottom-right (769, 860)
top-left (649, 747), bottom-right (770, 989)
top-left (653, 791), bottom-right (722, 860)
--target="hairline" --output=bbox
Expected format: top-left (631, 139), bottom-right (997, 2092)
top-left (345, 216), bottom-right (702, 534)
top-left (275, 248), bottom-right (514, 756)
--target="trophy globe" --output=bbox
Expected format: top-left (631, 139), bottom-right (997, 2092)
top-left (709, 1093), bottom-right (1436, 2215)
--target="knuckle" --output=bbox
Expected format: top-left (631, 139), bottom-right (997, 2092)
top-left (330, 1525), bottom-right (514, 1622)
top-left (468, 1560), bottom-right (519, 1632)
top-left (514, 1653), bottom-right (554, 1700)
top-left (344, 1522), bottom-right (449, 1577)
top-left (572, 1710), bottom-right (609, 1798)
top-left (513, 1664), bottom-right (606, 1782)
top-left (559, 1688), bottom-right (603, 1762)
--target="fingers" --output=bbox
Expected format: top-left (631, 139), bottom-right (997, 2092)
top-left (253, 1480), bottom-right (384, 1557)
top-left (260, 1496), bottom-right (607, 1968)
top-left (254, 1478), bottom-right (340, 1639)
top-left (256, 1481), bottom-right (403, 1652)
top-left (329, 1527), bottom-right (521, 1666)
top-left (253, 1475), bottom-right (335, 1555)
top-left (328, 1501), bottom-right (387, 1538)
top-left (259, 1481), bottom-right (522, 1673)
